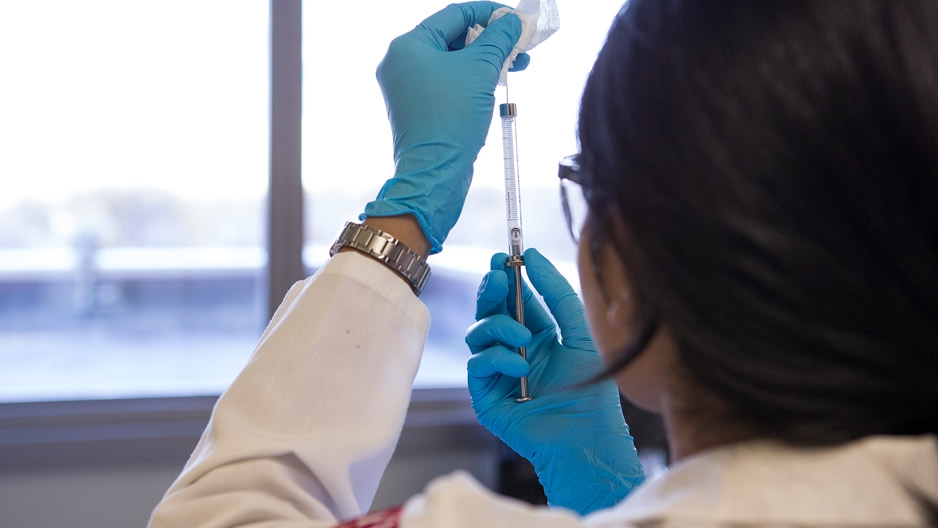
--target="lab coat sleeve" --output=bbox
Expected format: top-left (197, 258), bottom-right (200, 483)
top-left (148, 251), bottom-right (431, 527)
top-left (398, 471), bottom-right (587, 528)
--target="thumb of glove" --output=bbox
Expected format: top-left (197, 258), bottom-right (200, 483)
top-left (464, 13), bottom-right (523, 74)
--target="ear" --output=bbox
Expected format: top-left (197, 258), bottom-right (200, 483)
top-left (605, 289), bottom-right (632, 328)
top-left (592, 231), bottom-right (633, 328)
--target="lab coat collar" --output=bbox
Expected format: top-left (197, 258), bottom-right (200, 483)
top-left (590, 434), bottom-right (938, 527)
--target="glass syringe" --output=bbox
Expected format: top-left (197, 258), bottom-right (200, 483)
top-left (500, 98), bottom-right (532, 403)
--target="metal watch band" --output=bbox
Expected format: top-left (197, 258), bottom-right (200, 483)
top-left (329, 221), bottom-right (431, 296)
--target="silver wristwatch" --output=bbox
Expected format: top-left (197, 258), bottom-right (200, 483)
top-left (329, 221), bottom-right (431, 296)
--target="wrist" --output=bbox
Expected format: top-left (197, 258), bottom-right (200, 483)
top-left (363, 148), bottom-right (476, 255)
top-left (360, 202), bottom-right (449, 255)
top-left (332, 220), bottom-right (431, 295)
top-left (536, 432), bottom-right (645, 515)
top-left (360, 215), bottom-right (431, 259)
top-left (539, 456), bottom-right (643, 515)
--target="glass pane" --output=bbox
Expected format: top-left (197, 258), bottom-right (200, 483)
top-left (302, 1), bottom-right (624, 387)
top-left (0, 1), bottom-right (269, 402)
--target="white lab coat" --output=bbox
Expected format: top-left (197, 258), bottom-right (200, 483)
top-left (149, 252), bottom-right (938, 527)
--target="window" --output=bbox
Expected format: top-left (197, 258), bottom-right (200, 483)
top-left (302, 0), bottom-right (626, 387)
top-left (0, 1), bottom-right (269, 402)
top-left (0, 0), bottom-right (669, 510)
top-left (0, 0), bottom-right (630, 424)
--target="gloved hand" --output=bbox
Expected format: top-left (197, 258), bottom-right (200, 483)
top-left (466, 248), bottom-right (645, 515)
top-left (364, 2), bottom-right (530, 254)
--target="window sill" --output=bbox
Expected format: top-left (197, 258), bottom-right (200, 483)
top-left (0, 387), bottom-right (496, 469)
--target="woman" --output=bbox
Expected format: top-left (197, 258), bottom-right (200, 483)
top-left (150, 1), bottom-right (938, 526)
top-left (475, 0), bottom-right (938, 522)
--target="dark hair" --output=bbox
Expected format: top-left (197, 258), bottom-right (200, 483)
top-left (578, 0), bottom-right (938, 445)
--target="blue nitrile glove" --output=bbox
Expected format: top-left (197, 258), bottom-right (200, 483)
top-left (466, 248), bottom-right (645, 515)
top-left (364, 2), bottom-right (530, 254)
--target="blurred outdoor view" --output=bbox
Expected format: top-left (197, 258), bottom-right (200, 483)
top-left (0, 1), bottom-right (269, 401)
top-left (0, 0), bottom-right (624, 402)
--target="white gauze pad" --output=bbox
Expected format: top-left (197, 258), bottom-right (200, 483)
top-left (465, 0), bottom-right (560, 85)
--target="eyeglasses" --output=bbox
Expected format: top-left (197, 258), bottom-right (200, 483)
top-left (558, 154), bottom-right (589, 243)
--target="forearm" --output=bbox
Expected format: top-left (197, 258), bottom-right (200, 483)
top-left (149, 252), bottom-right (430, 527)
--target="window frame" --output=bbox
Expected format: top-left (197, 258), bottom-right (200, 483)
top-left (0, 0), bottom-right (496, 469)
top-left (0, 387), bottom-right (495, 469)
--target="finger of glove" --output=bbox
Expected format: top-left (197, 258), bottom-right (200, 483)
top-left (505, 264), bottom-right (556, 337)
top-left (475, 269), bottom-right (509, 321)
top-left (491, 253), bottom-right (554, 331)
top-left (490, 252), bottom-right (509, 271)
top-left (466, 314), bottom-right (531, 354)
top-left (468, 362), bottom-right (526, 409)
top-left (468, 347), bottom-right (530, 407)
top-left (508, 52), bottom-right (531, 72)
top-left (467, 345), bottom-right (531, 379)
top-left (524, 248), bottom-right (593, 344)
top-left (494, 252), bottom-right (556, 338)
top-left (463, 12), bottom-right (522, 72)
top-left (416, 2), bottom-right (510, 51)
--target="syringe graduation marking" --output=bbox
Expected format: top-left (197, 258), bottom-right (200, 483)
top-left (502, 114), bottom-right (519, 221)
top-left (500, 102), bottom-right (523, 252)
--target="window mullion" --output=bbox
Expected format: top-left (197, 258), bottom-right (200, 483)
top-left (267, 0), bottom-right (304, 319)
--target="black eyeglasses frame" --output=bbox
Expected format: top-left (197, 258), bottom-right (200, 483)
top-left (558, 154), bottom-right (585, 243)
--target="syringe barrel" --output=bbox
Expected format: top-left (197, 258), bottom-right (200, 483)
top-left (500, 103), bottom-right (523, 256)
